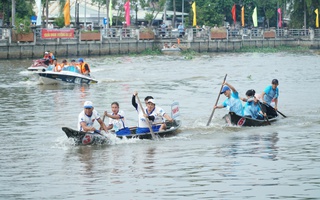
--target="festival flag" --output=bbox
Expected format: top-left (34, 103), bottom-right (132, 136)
top-left (241, 6), bottom-right (244, 27)
top-left (252, 7), bottom-right (257, 27)
top-left (124, 0), bottom-right (131, 26)
top-left (192, 1), bottom-right (197, 26)
top-left (36, 0), bottom-right (42, 26)
top-left (109, 0), bottom-right (113, 26)
top-left (277, 8), bottom-right (282, 28)
top-left (231, 4), bottom-right (236, 24)
top-left (64, 0), bottom-right (70, 26)
top-left (315, 8), bottom-right (319, 28)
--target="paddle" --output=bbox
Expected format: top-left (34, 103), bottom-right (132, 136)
top-left (263, 102), bottom-right (287, 118)
top-left (275, 109), bottom-right (286, 118)
top-left (136, 94), bottom-right (157, 140)
top-left (206, 74), bottom-right (227, 126)
top-left (258, 102), bottom-right (271, 125)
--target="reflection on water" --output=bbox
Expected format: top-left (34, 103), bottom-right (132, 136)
top-left (0, 53), bottom-right (320, 199)
top-left (226, 132), bottom-right (279, 161)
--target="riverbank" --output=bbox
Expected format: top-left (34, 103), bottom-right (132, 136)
top-left (1, 38), bottom-right (320, 60)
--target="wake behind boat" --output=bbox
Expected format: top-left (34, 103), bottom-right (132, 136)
top-left (62, 120), bottom-right (181, 145)
top-left (36, 66), bottom-right (98, 85)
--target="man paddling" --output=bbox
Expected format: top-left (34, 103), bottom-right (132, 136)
top-left (214, 82), bottom-right (243, 116)
top-left (260, 79), bottom-right (279, 117)
top-left (132, 92), bottom-right (173, 134)
top-left (78, 101), bottom-right (108, 133)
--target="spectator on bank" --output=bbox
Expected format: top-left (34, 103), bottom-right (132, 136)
top-left (48, 23), bottom-right (54, 29)
top-left (140, 22), bottom-right (145, 29)
top-left (178, 23), bottom-right (185, 38)
top-left (160, 22), bottom-right (167, 37)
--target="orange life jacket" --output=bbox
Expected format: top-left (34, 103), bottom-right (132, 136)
top-left (80, 62), bottom-right (91, 74)
top-left (54, 63), bottom-right (62, 72)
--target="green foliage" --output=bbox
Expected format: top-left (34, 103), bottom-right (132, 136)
top-left (182, 49), bottom-right (198, 60)
top-left (141, 0), bottom-right (166, 26)
top-left (15, 18), bottom-right (32, 34)
top-left (54, 15), bottom-right (65, 28)
top-left (139, 27), bottom-right (154, 33)
top-left (145, 13), bottom-right (154, 24)
top-left (235, 45), bottom-right (310, 53)
top-left (288, 0), bottom-right (320, 28)
top-left (140, 48), bottom-right (162, 55)
top-left (15, 0), bottom-right (35, 19)
top-left (81, 30), bottom-right (100, 33)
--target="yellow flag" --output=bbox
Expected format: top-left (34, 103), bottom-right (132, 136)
top-left (252, 7), bottom-right (257, 27)
top-left (315, 9), bottom-right (319, 28)
top-left (241, 6), bottom-right (244, 27)
top-left (192, 2), bottom-right (197, 27)
top-left (64, 0), bottom-right (70, 26)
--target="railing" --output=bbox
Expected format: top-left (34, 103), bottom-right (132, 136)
top-left (1, 26), bottom-right (320, 45)
top-left (315, 29), bottom-right (320, 37)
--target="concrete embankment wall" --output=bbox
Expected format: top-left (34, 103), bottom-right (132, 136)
top-left (0, 39), bottom-right (320, 60)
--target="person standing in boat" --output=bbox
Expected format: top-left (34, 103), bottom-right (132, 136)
top-left (242, 89), bottom-right (266, 120)
top-left (78, 101), bottom-right (108, 133)
top-left (258, 79), bottom-right (279, 117)
top-left (78, 58), bottom-right (91, 76)
top-left (132, 92), bottom-right (173, 134)
top-left (104, 102), bottom-right (131, 136)
top-left (214, 82), bottom-right (243, 116)
top-left (261, 79), bottom-right (279, 110)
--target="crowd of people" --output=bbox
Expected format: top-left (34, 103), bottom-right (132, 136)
top-left (214, 79), bottom-right (280, 120)
top-left (42, 51), bottom-right (91, 76)
top-left (78, 92), bottom-right (174, 138)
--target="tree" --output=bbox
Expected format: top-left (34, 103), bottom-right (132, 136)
top-left (287, 0), bottom-right (320, 28)
top-left (143, 0), bottom-right (166, 26)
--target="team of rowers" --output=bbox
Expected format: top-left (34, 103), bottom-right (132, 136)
top-left (78, 92), bottom-right (174, 137)
top-left (76, 78), bottom-right (279, 139)
top-left (215, 79), bottom-right (279, 120)
top-left (42, 51), bottom-right (91, 75)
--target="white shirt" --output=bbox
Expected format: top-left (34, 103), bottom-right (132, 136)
top-left (108, 110), bottom-right (126, 131)
top-left (78, 109), bottom-right (101, 131)
top-left (137, 105), bottom-right (166, 128)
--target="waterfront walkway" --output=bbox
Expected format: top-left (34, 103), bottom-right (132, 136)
top-left (0, 27), bottom-right (320, 59)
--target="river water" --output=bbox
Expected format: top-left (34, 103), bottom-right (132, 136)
top-left (0, 52), bottom-right (319, 199)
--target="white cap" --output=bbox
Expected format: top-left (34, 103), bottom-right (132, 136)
top-left (84, 101), bottom-right (93, 108)
top-left (147, 99), bottom-right (156, 104)
top-left (45, 51), bottom-right (48, 54)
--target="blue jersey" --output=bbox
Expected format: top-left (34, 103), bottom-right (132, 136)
top-left (222, 91), bottom-right (243, 116)
top-left (243, 101), bottom-right (262, 119)
top-left (263, 85), bottom-right (279, 104)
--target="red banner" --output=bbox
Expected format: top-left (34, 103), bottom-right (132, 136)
top-left (41, 28), bottom-right (74, 39)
